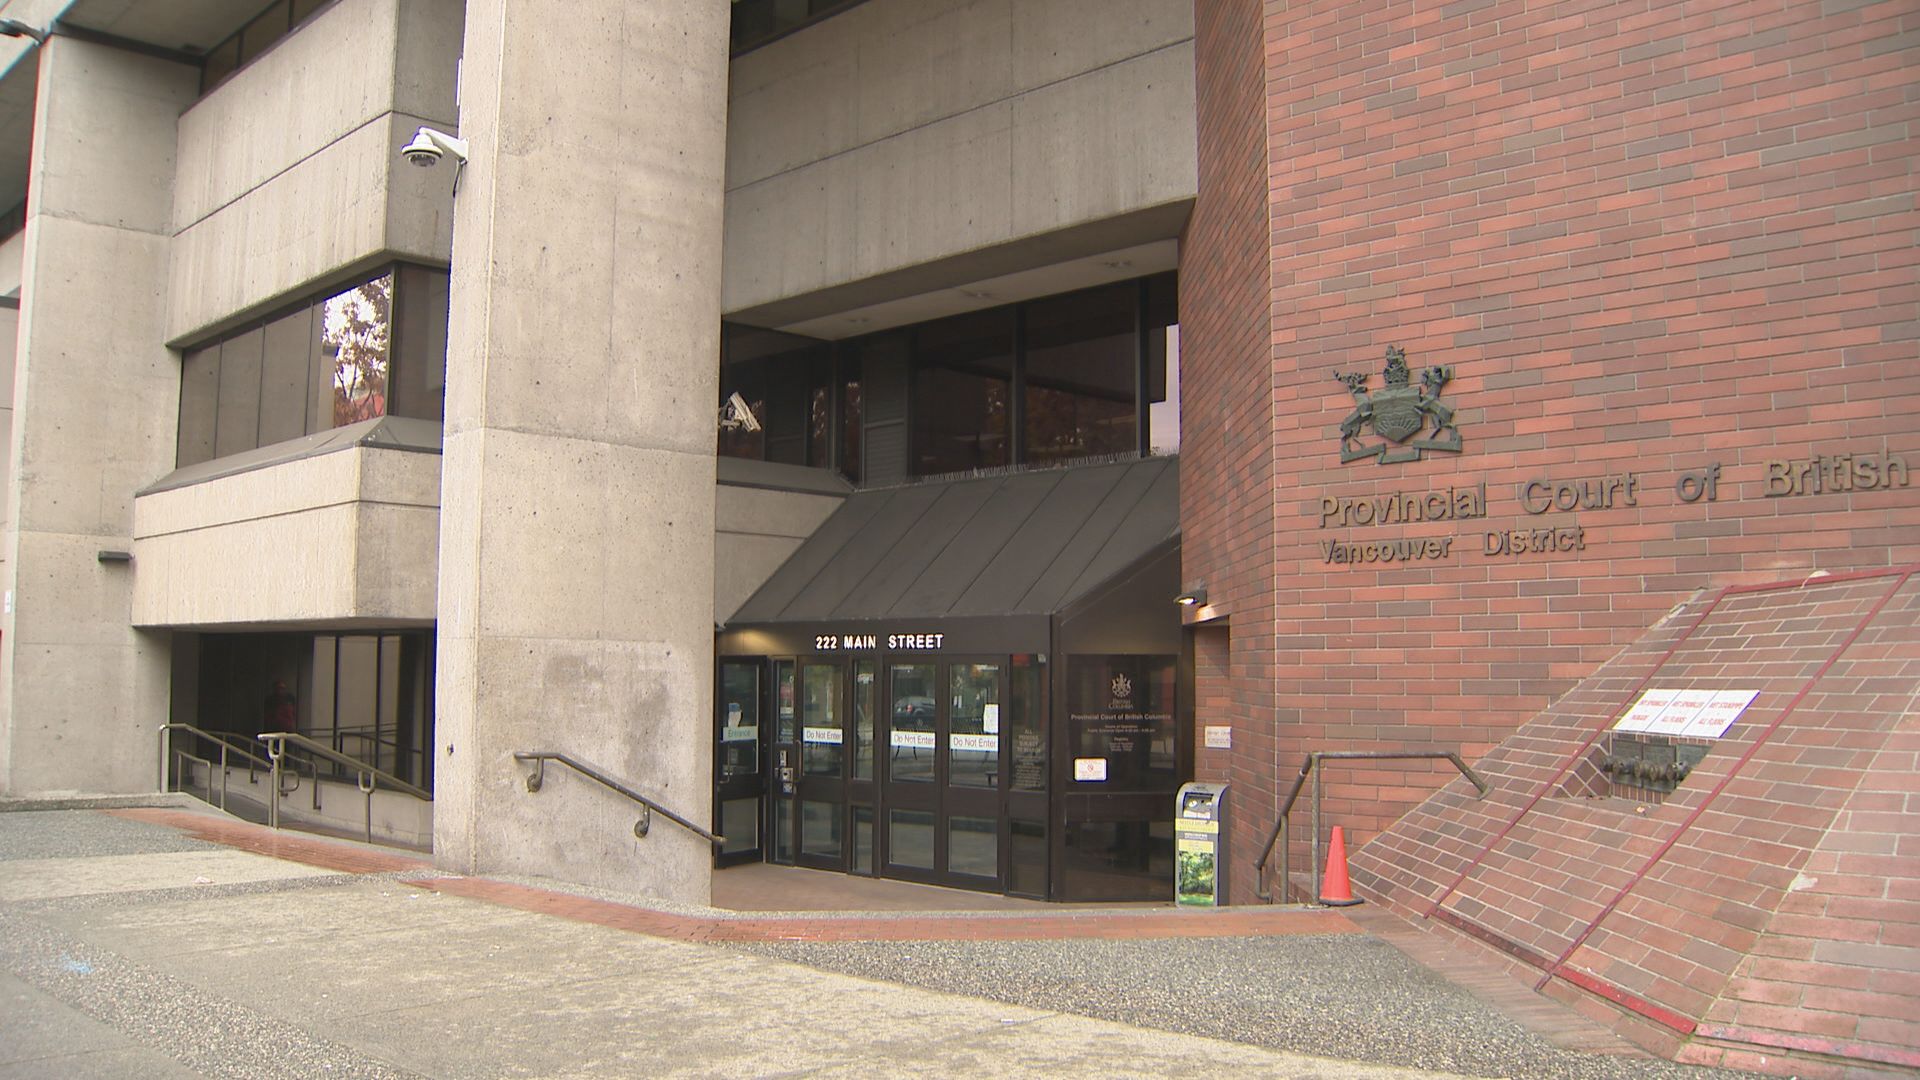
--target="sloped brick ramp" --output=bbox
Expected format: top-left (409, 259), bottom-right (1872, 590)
top-left (1348, 565), bottom-right (1920, 1080)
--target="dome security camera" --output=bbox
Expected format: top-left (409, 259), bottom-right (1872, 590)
top-left (401, 126), bottom-right (469, 169)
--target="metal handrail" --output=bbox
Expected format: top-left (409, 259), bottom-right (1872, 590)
top-left (514, 751), bottom-right (723, 846)
top-left (158, 723), bottom-right (278, 811)
top-left (1254, 750), bottom-right (1490, 904)
top-left (258, 732), bottom-right (432, 844)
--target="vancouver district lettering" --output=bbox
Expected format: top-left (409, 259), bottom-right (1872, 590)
top-left (1320, 536), bottom-right (1457, 564)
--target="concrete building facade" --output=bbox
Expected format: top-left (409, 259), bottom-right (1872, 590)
top-left (0, 0), bottom-right (1912, 1073)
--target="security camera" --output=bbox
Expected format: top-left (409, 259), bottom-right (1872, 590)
top-left (401, 126), bottom-right (469, 168)
top-left (720, 392), bottom-right (762, 433)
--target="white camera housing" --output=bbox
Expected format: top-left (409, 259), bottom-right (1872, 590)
top-left (720, 392), bottom-right (762, 433)
top-left (401, 127), bottom-right (469, 168)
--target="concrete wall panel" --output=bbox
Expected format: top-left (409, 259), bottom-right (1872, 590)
top-left (436, 0), bottom-right (727, 905)
top-left (722, 0), bottom-right (1196, 315)
top-left (167, 0), bottom-right (462, 342)
top-left (1009, 0), bottom-right (1192, 89)
top-left (1009, 44), bottom-right (1196, 236)
top-left (13, 218), bottom-right (179, 533)
top-left (130, 448), bottom-right (441, 627)
top-left (0, 40), bottom-right (195, 796)
top-left (714, 483), bottom-right (844, 623)
top-left (173, 0), bottom-right (401, 232)
top-left (168, 112), bottom-right (456, 342)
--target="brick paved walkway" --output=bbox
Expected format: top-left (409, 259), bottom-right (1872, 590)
top-left (112, 805), bottom-right (1359, 944)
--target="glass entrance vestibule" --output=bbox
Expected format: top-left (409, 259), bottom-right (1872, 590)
top-left (717, 611), bottom-right (1185, 900)
top-left (714, 455), bottom-right (1186, 901)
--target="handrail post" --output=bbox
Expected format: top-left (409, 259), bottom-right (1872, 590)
top-left (157, 724), bottom-right (169, 793)
top-left (1278, 809), bottom-right (1289, 903)
top-left (1309, 753), bottom-right (1324, 905)
top-left (264, 735), bottom-right (281, 830)
top-left (358, 771), bottom-right (376, 845)
top-left (218, 744), bottom-right (229, 811)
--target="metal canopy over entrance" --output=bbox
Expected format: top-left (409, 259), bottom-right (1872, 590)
top-left (716, 456), bottom-right (1186, 900)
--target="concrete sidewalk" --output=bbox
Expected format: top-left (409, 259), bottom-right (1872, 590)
top-left (0, 805), bottom-right (1755, 1079)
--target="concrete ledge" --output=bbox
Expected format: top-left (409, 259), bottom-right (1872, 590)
top-left (0, 791), bottom-right (206, 813)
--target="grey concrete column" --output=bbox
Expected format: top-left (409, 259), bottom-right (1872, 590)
top-left (435, 2), bottom-right (728, 902)
top-left (0, 42), bottom-right (195, 796)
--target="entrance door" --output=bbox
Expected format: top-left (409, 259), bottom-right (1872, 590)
top-left (714, 660), bottom-right (766, 868)
top-left (795, 659), bottom-right (847, 870)
top-left (879, 658), bottom-right (1005, 888)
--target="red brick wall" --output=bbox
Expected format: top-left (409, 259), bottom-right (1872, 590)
top-left (1184, 0), bottom-right (1920, 903)
top-left (1349, 570), bottom-right (1920, 1073)
top-left (1181, 0), bottom-right (1280, 896)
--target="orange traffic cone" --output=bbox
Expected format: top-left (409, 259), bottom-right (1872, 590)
top-left (1319, 825), bottom-right (1363, 907)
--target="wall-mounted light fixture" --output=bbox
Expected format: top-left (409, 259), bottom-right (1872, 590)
top-left (1175, 588), bottom-right (1207, 608)
top-left (97, 550), bottom-right (132, 564)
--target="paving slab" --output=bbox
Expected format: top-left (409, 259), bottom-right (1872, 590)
top-left (0, 849), bottom-right (339, 903)
top-left (0, 809), bottom-right (1766, 1080)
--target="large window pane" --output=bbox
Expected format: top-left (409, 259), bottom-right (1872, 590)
top-left (391, 265), bottom-right (448, 421)
top-left (840, 368), bottom-right (862, 482)
top-left (1146, 273), bottom-right (1179, 456)
top-left (213, 328), bottom-right (263, 458)
top-left (1009, 653), bottom-right (1046, 792)
top-left (259, 306), bottom-right (314, 447)
top-left (323, 273), bottom-right (392, 428)
top-left (912, 308), bottom-right (1012, 475)
top-left (238, 1), bottom-right (290, 65)
top-left (177, 345), bottom-right (220, 467)
top-left (1067, 655), bottom-right (1177, 790)
top-left (887, 664), bottom-right (936, 783)
top-left (1024, 282), bottom-right (1136, 466)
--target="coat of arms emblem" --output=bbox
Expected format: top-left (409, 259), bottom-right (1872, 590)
top-left (1334, 346), bottom-right (1462, 464)
top-left (1110, 673), bottom-right (1132, 700)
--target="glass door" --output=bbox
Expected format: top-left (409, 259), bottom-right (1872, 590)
top-left (943, 660), bottom-right (1003, 884)
top-left (796, 659), bottom-right (847, 870)
top-left (881, 661), bottom-right (939, 880)
top-left (715, 660), bottom-right (767, 868)
top-left (769, 659), bottom-right (797, 865)
top-left (878, 658), bottom-right (1006, 888)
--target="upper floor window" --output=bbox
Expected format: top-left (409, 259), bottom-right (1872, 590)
top-left (176, 264), bottom-right (449, 468)
top-left (717, 271), bottom-right (1177, 485)
top-left (198, 0), bottom-right (335, 95)
top-left (731, 0), bottom-right (870, 56)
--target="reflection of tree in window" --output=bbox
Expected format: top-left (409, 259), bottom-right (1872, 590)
top-left (324, 274), bottom-right (392, 427)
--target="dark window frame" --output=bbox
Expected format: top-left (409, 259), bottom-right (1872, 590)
top-left (175, 262), bottom-right (449, 469)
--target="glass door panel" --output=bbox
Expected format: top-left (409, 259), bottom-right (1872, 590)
top-left (947, 662), bottom-right (1000, 788)
top-left (770, 660), bottom-right (796, 865)
top-left (801, 663), bottom-right (842, 777)
top-left (797, 660), bottom-right (846, 869)
top-left (715, 660), bottom-right (766, 868)
top-left (887, 663), bottom-right (936, 784)
top-left (940, 660), bottom-right (1004, 885)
